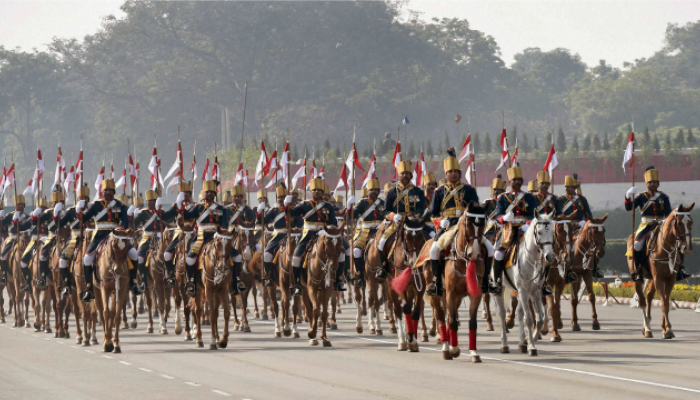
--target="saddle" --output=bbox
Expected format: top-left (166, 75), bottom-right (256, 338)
top-left (301, 234), bottom-right (321, 270)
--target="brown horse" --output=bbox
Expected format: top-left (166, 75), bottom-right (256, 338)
top-left (31, 238), bottom-right (56, 333)
top-left (146, 232), bottom-right (171, 334)
top-left (95, 229), bottom-right (132, 353)
top-left (628, 204), bottom-right (694, 339)
top-left (10, 232), bottom-right (32, 328)
top-left (303, 225), bottom-right (346, 347)
top-left (363, 222), bottom-right (399, 337)
top-left (230, 227), bottom-right (258, 333)
top-left (427, 203), bottom-right (485, 361)
top-left (72, 230), bottom-right (101, 346)
top-left (200, 231), bottom-right (233, 350)
top-left (568, 215), bottom-right (609, 331)
top-left (169, 223), bottom-right (196, 340)
top-left (278, 231), bottom-right (306, 338)
top-left (387, 217), bottom-right (428, 352)
top-left (49, 228), bottom-right (79, 339)
top-left (544, 219), bottom-right (576, 342)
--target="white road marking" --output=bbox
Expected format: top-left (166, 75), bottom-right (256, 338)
top-left (185, 382), bottom-right (200, 387)
top-left (251, 319), bottom-right (700, 395)
top-left (102, 355), bottom-right (113, 359)
top-left (85, 350), bottom-right (95, 354)
top-left (160, 374), bottom-right (175, 380)
top-left (43, 338), bottom-right (51, 341)
top-left (119, 361), bottom-right (131, 366)
top-left (211, 390), bottom-right (231, 396)
top-left (138, 368), bottom-right (152, 372)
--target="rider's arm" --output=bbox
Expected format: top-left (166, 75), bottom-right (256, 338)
top-left (384, 188), bottom-right (396, 219)
top-left (466, 185), bottom-right (479, 205)
top-left (494, 196), bottom-right (507, 224)
top-left (662, 193), bottom-right (672, 217)
top-left (414, 187), bottom-right (426, 217)
top-left (240, 208), bottom-right (256, 228)
top-left (326, 203), bottom-right (338, 226)
top-left (430, 187), bottom-right (443, 219)
top-left (118, 203), bottom-right (129, 229)
top-left (219, 207), bottom-right (230, 230)
top-left (581, 197), bottom-right (593, 220)
top-left (160, 204), bottom-right (178, 222)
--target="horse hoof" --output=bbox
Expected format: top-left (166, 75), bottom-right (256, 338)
top-left (35, 328), bottom-right (41, 332)
top-left (356, 327), bottom-right (363, 334)
top-left (376, 330), bottom-right (383, 336)
top-left (442, 350), bottom-right (453, 360)
top-left (471, 355), bottom-right (482, 363)
top-left (429, 328), bottom-right (436, 337)
top-left (121, 322), bottom-right (128, 330)
top-left (592, 322), bottom-right (601, 331)
top-left (146, 327), bottom-right (154, 334)
top-left (65, 332), bottom-right (70, 339)
top-left (557, 321), bottom-right (563, 330)
top-left (254, 312), bottom-right (260, 319)
top-left (76, 338), bottom-right (83, 345)
top-left (391, 327), bottom-right (397, 334)
top-left (449, 347), bottom-right (459, 358)
top-left (487, 323), bottom-right (494, 332)
top-left (161, 329), bottom-right (168, 335)
top-left (436, 338), bottom-right (442, 345)
top-left (519, 345), bottom-right (527, 354)
top-left (572, 324), bottom-right (581, 332)
top-left (233, 325), bottom-right (240, 332)
top-left (536, 333), bottom-right (542, 340)
top-left (551, 336), bottom-right (562, 343)
top-left (322, 340), bottom-right (332, 348)
top-left (528, 349), bottom-right (538, 356)
top-left (337, 308), bottom-right (342, 314)
top-left (54, 332), bottom-right (59, 338)
top-left (197, 341), bottom-right (204, 348)
top-left (309, 339), bottom-right (318, 346)
top-left (506, 320), bottom-right (514, 330)
top-left (209, 344), bottom-right (218, 350)
top-left (330, 324), bottom-right (337, 331)
top-left (138, 304), bottom-right (145, 315)
top-left (175, 327), bottom-right (182, 335)
top-left (91, 338), bottom-right (99, 345)
top-left (113, 347), bottom-right (121, 354)
top-left (540, 327), bottom-right (549, 335)
top-left (362, 310), bottom-right (367, 316)
top-left (283, 328), bottom-right (291, 337)
top-left (370, 329), bottom-right (376, 335)
top-left (398, 342), bottom-right (408, 351)
top-left (408, 342), bottom-right (419, 352)
top-left (663, 331), bottom-right (674, 340)
top-left (34, 322), bottom-right (41, 330)
top-left (103, 343), bottom-right (114, 353)
top-left (218, 342), bottom-right (228, 349)
top-left (185, 335), bottom-right (193, 342)
top-left (129, 321), bottom-right (137, 329)
top-left (82, 341), bottom-right (90, 347)
top-left (243, 326), bottom-right (251, 333)
top-left (383, 314), bottom-right (389, 321)
top-left (293, 332), bottom-right (300, 339)
top-left (275, 332), bottom-right (281, 338)
top-left (45, 328), bottom-right (52, 334)
top-left (421, 334), bottom-right (428, 343)
top-left (262, 314), bottom-right (268, 321)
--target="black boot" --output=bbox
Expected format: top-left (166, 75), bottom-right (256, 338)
top-left (376, 250), bottom-right (388, 280)
top-left (164, 258), bottom-right (177, 288)
top-left (353, 256), bottom-right (365, 288)
top-left (233, 261), bottom-right (246, 293)
top-left (632, 250), bottom-right (645, 282)
top-left (136, 262), bottom-right (148, 293)
top-left (482, 256), bottom-right (500, 294)
top-left (130, 266), bottom-right (143, 296)
top-left (20, 267), bottom-right (32, 293)
top-left (426, 259), bottom-right (444, 297)
top-left (263, 262), bottom-right (276, 287)
top-left (0, 259), bottom-right (8, 284)
top-left (592, 258), bottom-right (604, 280)
top-left (677, 254), bottom-right (691, 280)
top-left (565, 268), bottom-right (578, 284)
top-left (335, 261), bottom-right (347, 292)
top-left (291, 267), bottom-right (303, 297)
top-left (542, 265), bottom-right (553, 296)
top-left (491, 257), bottom-right (506, 295)
top-left (60, 267), bottom-right (72, 297)
top-left (81, 265), bottom-right (95, 302)
top-left (185, 263), bottom-right (197, 296)
top-left (36, 260), bottom-right (50, 289)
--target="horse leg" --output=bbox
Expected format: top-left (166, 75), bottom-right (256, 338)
top-left (660, 278), bottom-right (674, 339)
top-left (113, 286), bottom-right (125, 353)
top-left (156, 277), bottom-right (167, 334)
top-left (252, 285), bottom-right (260, 319)
top-left (570, 279), bottom-right (581, 331)
top-left (173, 289), bottom-right (182, 335)
top-left (549, 283), bottom-right (562, 342)
top-left (184, 299), bottom-right (193, 341)
top-left (494, 291), bottom-right (509, 353)
top-left (581, 272), bottom-right (599, 331)
top-left (32, 288), bottom-right (42, 331)
top-left (367, 280), bottom-right (377, 334)
top-left (129, 292), bottom-right (137, 329)
top-left (195, 293), bottom-right (204, 348)
top-left (420, 302), bottom-right (428, 342)
top-left (145, 286), bottom-right (154, 334)
top-left (280, 287), bottom-right (291, 337)
top-left (269, 286), bottom-right (281, 338)
top-left (242, 288), bottom-right (252, 333)
top-left (329, 290), bottom-right (338, 330)
top-left (219, 289), bottom-right (230, 348)
top-left (391, 290), bottom-right (407, 351)
top-left (321, 290), bottom-right (331, 347)
top-left (206, 287), bottom-right (218, 350)
top-left (506, 294), bottom-right (516, 330)
top-left (308, 288), bottom-right (319, 346)
top-left (354, 286), bottom-right (363, 334)
top-left (643, 280), bottom-right (655, 338)
top-left (102, 291), bottom-right (114, 352)
top-left (468, 294), bottom-right (483, 362)
top-left (231, 292), bottom-right (240, 331)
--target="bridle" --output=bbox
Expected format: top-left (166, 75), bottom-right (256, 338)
top-left (575, 221), bottom-right (605, 269)
top-left (651, 210), bottom-right (692, 273)
top-left (309, 230), bottom-right (342, 288)
top-left (203, 232), bottom-right (231, 285)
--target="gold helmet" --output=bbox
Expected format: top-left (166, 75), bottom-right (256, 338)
top-left (37, 198), bottom-right (49, 208)
top-left (367, 179), bottom-right (380, 190)
top-left (101, 179), bottom-right (116, 191)
top-left (443, 148), bottom-right (459, 172)
top-left (644, 166), bottom-right (659, 183)
top-left (334, 195), bottom-right (344, 203)
top-left (145, 189), bottom-right (158, 201)
top-left (202, 180), bottom-right (217, 192)
top-left (51, 190), bottom-right (65, 203)
top-left (292, 187), bottom-right (300, 196)
top-left (309, 178), bottom-right (324, 191)
top-left (361, 188), bottom-right (368, 198)
top-left (221, 190), bottom-right (232, 203)
top-left (323, 182), bottom-right (331, 194)
top-left (397, 160), bottom-right (411, 174)
top-left (178, 181), bottom-right (193, 193)
top-left (256, 189), bottom-right (267, 200)
top-left (78, 184), bottom-right (90, 199)
top-left (424, 172), bottom-right (437, 184)
top-left (507, 166), bottom-right (523, 181)
top-left (536, 171), bottom-right (550, 183)
top-left (275, 186), bottom-right (287, 197)
top-left (527, 180), bottom-right (537, 192)
top-left (564, 173), bottom-right (582, 195)
top-left (384, 182), bottom-right (393, 192)
top-left (14, 194), bottom-right (25, 205)
top-left (117, 194), bottom-right (129, 205)
top-left (135, 194), bottom-right (144, 208)
top-left (491, 175), bottom-right (507, 191)
top-left (199, 190), bottom-right (206, 201)
top-left (231, 185), bottom-right (245, 196)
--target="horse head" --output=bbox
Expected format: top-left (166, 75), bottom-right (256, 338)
top-left (585, 213), bottom-right (609, 259)
top-left (109, 228), bottom-right (133, 263)
top-left (672, 203), bottom-right (694, 254)
top-left (319, 224), bottom-right (345, 269)
top-left (532, 211), bottom-right (555, 265)
top-left (460, 201), bottom-right (486, 261)
top-left (236, 227), bottom-right (256, 261)
top-left (402, 217), bottom-right (426, 256)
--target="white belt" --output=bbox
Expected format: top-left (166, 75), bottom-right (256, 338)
top-left (142, 231), bottom-right (162, 238)
top-left (86, 228), bottom-right (95, 232)
top-left (198, 223), bottom-right (217, 231)
top-left (556, 220), bottom-right (570, 225)
top-left (31, 235), bottom-right (38, 240)
top-left (95, 222), bottom-right (118, 230)
top-left (510, 218), bottom-right (529, 224)
top-left (71, 232), bottom-right (83, 237)
top-left (8, 234), bottom-right (17, 239)
top-left (358, 221), bottom-right (381, 229)
top-left (304, 222), bottom-right (324, 231)
top-left (641, 217), bottom-right (665, 223)
top-left (273, 229), bottom-right (288, 234)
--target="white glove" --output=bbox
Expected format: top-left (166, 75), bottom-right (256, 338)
top-left (347, 196), bottom-right (356, 207)
top-left (317, 229), bottom-right (325, 236)
top-left (626, 187), bottom-right (637, 200)
top-left (578, 220), bottom-right (586, 228)
top-left (155, 198), bottom-right (163, 209)
top-left (392, 214), bottom-right (402, 224)
top-left (503, 212), bottom-right (514, 222)
top-left (54, 202), bottom-right (64, 214)
top-left (31, 208), bottom-right (42, 217)
top-left (0, 210), bottom-right (5, 218)
top-left (13, 212), bottom-right (20, 221)
top-left (520, 224), bottom-right (530, 232)
top-left (76, 200), bottom-right (86, 213)
top-left (440, 219), bottom-right (450, 229)
top-left (284, 195), bottom-right (293, 206)
top-left (127, 205), bottom-right (136, 217)
top-left (176, 192), bottom-right (185, 209)
top-left (257, 203), bottom-right (266, 213)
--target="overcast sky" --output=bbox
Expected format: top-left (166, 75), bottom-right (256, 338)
top-left (1, 1), bottom-right (700, 68)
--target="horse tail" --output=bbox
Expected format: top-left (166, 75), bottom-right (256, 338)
top-left (466, 260), bottom-right (482, 298)
top-left (391, 267), bottom-right (412, 294)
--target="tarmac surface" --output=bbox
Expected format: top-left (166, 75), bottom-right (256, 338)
top-left (0, 290), bottom-right (699, 400)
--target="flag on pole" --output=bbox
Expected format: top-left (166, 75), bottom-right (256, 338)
top-left (459, 135), bottom-right (472, 162)
top-left (243, 170), bottom-right (249, 187)
top-left (94, 163), bottom-right (105, 193)
top-left (110, 163), bottom-right (115, 180)
top-left (202, 158), bottom-right (210, 181)
top-left (495, 129), bottom-right (509, 172)
top-left (3, 164), bottom-right (15, 194)
top-left (543, 143), bottom-right (559, 174)
top-left (466, 153), bottom-right (476, 185)
top-left (0, 167), bottom-right (5, 196)
top-left (361, 155), bottom-right (376, 188)
top-left (264, 167), bottom-right (284, 189)
top-left (310, 160), bottom-right (318, 180)
top-left (234, 163), bottom-right (245, 186)
top-left (212, 156), bottom-right (220, 182)
top-left (333, 164), bottom-right (348, 196)
top-left (164, 142), bottom-right (182, 181)
top-left (291, 159), bottom-right (306, 190)
top-left (129, 154), bottom-right (137, 189)
top-left (622, 131), bottom-right (635, 173)
top-left (115, 168), bottom-right (127, 189)
top-left (166, 170), bottom-right (181, 192)
top-left (190, 151), bottom-right (197, 182)
top-left (511, 146), bottom-right (519, 166)
top-left (64, 166), bottom-right (75, 194)
top-left (412, 151), bottom-right (424, 186)
top-left (53, 147), bottom-right (65, 189)
top-left (344, 142), bottom-right (364, 178)
top-left (402, 116), bottom-right (409, 125)
top-left (148, 146), bottom-right (158, 175)
top-left (23, 177), bottom-right (35, 197)
top-left (280, 142), bottom-right (290, 181)
top-left (74, 150), bottom-right (84, 190)
top-left (391, 141), bottom-right (402, 179)
top-left (254, 140), bottom-right (268, 187)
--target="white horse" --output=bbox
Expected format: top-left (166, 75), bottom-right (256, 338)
top-left (494, 211), bottom-right (555, 356)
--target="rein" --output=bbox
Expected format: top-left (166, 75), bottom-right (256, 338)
top-left (650, 211), bottom-right (691, 273)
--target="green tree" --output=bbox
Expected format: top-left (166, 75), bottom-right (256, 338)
top-left (581, 133), bottom-right (591, 152)
top-left (602, 131), bottom-right (611, 150)
top-left (676, 128), bottom-right (686, 148)
top-left (664, 130), bottom-right (673, 150)
top-left (473, 131), bottom-right (481, 154)
top-left (407, 137), bottom-right (416, 159)
top-left (532, 134), bottom-right (539, 152)
top-left (482, 132), bottom-right (492, 154)
top-left (521, 131), bottom-right (530, 154)
top-left (443, 131), bottom-right (450, 151)
top-left (653, 133), bottom-right (661, 153)
top-left (426, 141), bottom-right (434, 158)
top-left (291, 142), bottom-right (298, 161)
top-left (323, 138), bottom-right (332, 152)
top-left (556, 125), bottom-right (567, 152)
top-left (591, 133), bottom-right (601, 151)
top-left (545, 130), bottom-right (553, 147)
top-left (642, 125), bottom-right (651, 148)
top-left (687, 128), bottom-right (697, 146)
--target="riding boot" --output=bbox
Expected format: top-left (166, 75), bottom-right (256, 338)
top-left (334, 261), bottom-right (347, 292)
top-left (263, 262), bottom-right (276, 287)
top-left (37, 259), bottom-right (50, 288)
top-left (565, 268), bottom-right (578, 284)
top-left (376, 250), bottom-right (388, 280)
top-left (60, 267), bottom-right (72, 297)
top-left (676, 254), bottom-right (691, 280)
top-left (353, 256), bottom-right (365, 288)
top-left (541, 265), bottom-right (553, 296)
top-left (592, 258), bottom-right (604, 280)
top-left (491, 257), bottom-right (506, 295)
top-left (482, 256), bottom-right (500, 294)
top-left (164, 258), bottom-right (177, 288)
top-left (233, 261), bottom-right (246, 293)
top-left (292, 267), bottom-right (303, 297)
top-left (20, 267), bottom-right (32, 293)
top-left (632, 250), bottom-right (645, 282)
top-left (81, 265), bottom-right (95, 302)
top-left (129, 266), bottom-right (143, 296)
top-left (185, 263), bottom-right (197, 296)
top-left (136, 262), bottom-right (148, 292)
top-left (0, 259), bottom-right (9, 284)
top-left (426, 259), bottom-right (444, 297)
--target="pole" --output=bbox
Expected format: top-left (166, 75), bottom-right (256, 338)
top-left (349, 124), bottom-right (357, 280)
top-left (503, 111), bottom-right (511, 168)
top-left (631, 118), bottom-right (636, 237)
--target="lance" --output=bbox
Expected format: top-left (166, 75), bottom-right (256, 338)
top-left (631, 117), bottom-right (636, 238)
top-left (349, 125), bottom-right (357, 281)
top-left (285, 128), bottom-right (292, 285)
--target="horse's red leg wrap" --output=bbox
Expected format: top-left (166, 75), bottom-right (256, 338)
top-left (449, 329), bottom-right (458, 347)
top-left (438, 321), bottom-right (448, 343)
top-left (412, 317), bottom-right (420, 336)
top-left (469, 319), bottom-right (477, 350)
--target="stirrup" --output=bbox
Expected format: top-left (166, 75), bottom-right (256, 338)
top-left (165, 277), bottom-right (176, 288)
top-left (565, 271), bottom-right (578, 284)
top-left (632, 272), bottom-right (643, 282)
top-left (426, 282), bottom-right (442, 297)
top-left (61, 286), bottom-right (72, 297)
top-left (237, 281), bottom-right (247, 292)
top-left (677, 268), bottom-right (691, 280)
top-left (185, 282), bottom-right (196, 296)
top-left (375, 268), bottom-right (387, 280)
top-left (292, 284), bottom-right (303, 297)
top-left (35, 278), bottom-right (47, 290)
top-left (21, 283), bottom-right (32, 293)
top-left (80, 289), bottom-right (95, 303)
top-left (594, 269), bottom-right (605, 279)
top-left (335, 281), bottom-right (347, 292)
top-left (353, 278), bottom-right (365, 288)
top-left (542, 285), bottom-right (553, 296)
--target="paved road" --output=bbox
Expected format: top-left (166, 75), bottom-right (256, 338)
top-left (1, 291), bottom-right (699, 400)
